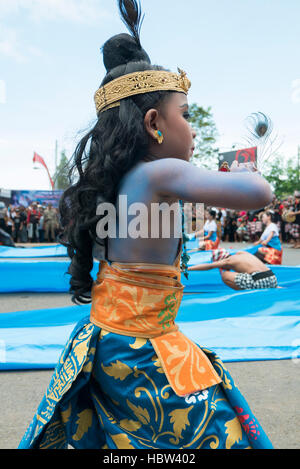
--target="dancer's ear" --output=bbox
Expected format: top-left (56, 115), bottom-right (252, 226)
top-left (144, 108), bottom-right (160, 140)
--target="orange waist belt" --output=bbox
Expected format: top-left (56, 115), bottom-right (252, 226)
top-left (90, 260), bottom-right (221, 397)
top-left (259, 247), bottom-right (282, 265)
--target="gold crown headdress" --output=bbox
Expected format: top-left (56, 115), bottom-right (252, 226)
top-left (94, 68), bottom-right (191, 114)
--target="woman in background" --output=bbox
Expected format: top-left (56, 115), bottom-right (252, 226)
top-left (254, 211), bottom-right (282, 264)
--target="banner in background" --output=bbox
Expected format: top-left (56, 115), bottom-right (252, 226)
top-left (11, 190), bottom-right (63, 208)
top-left (218, 146), bottom-right (257, 170)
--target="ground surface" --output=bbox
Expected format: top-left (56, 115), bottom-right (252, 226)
top-left (0, 242), bottom-right (299, 449)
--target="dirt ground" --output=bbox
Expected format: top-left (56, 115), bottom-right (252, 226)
top-left (0, 242), bottom-right (299, 449)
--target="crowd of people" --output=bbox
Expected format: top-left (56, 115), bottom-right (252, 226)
top-left (0, 201), bottom-right (60, 244)
top-left (206, 191), bottom-right (300, 249)
top-left (0, 191), bottom-right (300, 248)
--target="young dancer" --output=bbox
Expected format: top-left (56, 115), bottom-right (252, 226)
top-left (19, 1), bottom-right (273, 449)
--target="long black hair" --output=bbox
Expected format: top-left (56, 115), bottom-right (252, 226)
top-left (59, 0), bottom-right (173, 304)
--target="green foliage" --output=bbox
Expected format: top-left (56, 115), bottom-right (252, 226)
top-left (263, 154), bottom-right (300, 198)
top-left (188, 103), bottom-right (219, 170)
top-left (53, 150), bottom-right (70, 190)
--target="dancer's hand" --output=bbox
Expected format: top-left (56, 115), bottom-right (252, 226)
top-left (230, 161), bottom-right (259, 173)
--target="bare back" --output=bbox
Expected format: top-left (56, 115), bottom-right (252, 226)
top-left (225, 252), bottom-right (270, 274)
top-left (107, 162), bottom-right (182, 264)
top-left (107, 158), bottom-right (273, 265)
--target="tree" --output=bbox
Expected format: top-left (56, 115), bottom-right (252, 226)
top-left (263, 154), bottom-right (299, 198)
top-left (53, 150), bottom-right (70, 190)
top-left (188, 103), bottom-right (219, 170)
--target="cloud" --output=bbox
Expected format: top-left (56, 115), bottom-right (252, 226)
top-left (0, 24), bottom-right (43, 63)
top-left (0, 0), bottom-right (110, 62)
top-left (0, 0), bottom-right (109, 24)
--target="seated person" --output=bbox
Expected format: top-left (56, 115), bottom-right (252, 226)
top-left (188, 248), bottom-right (278, 290)
top-left (190, 210), bottom-right (220, 251)
top-left (253, 211), bottom-right (282, 265)
top-left (0, 228), bottom-right (15, 247)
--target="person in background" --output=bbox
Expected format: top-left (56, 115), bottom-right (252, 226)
top-left (253, 211), bottom-right (283, 264)
top-left (188, 248), bottom-right (278, 290)
top-left (202, 209), bottom-right (220, 249)
top-left (4, 211), bottom-right (14, 237)
top-left (19, 206), bottom-right (28, 243)
top-left (215, 209), bottom-right (223, 241)
top-left (0, 201), bottom-right (6, 232)
top-left (38, 207), bottom-right (45, 242)
top-left (44, 203), bottom-right (58, 242)
top-left (254, 212), bottom-right (263, 241)
top-left (190, 209), bottom-right (220, 251)
top-left (247, 212), bottom-right (257, 243)
top-left (291, 191), bottom-right (300, 248)
top-left (224, 210), bottom-right (238, 242)
top-left (236, 218), bottom-right (248, 242)
top-left (12, 207), bottom-right (21, 243)
top-left (27, 202), bottom-right (41, 243)
top-left (219, 208), bottom-right (227, 241)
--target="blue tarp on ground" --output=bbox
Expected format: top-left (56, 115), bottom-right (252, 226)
top-left (0, 238), bottom-right (252, 259)
top-left (0, 257), bottom-right (298, 294)
top-left (0, 262), bottom-right (300, 368)
top-left (1, 245), bottom-right (300, 369)
top-left (0, 244), bottom-right (68, 258)
top-left (0, 242), bottom-right (267, 293)
top-left (0, 285), bottom-right (300, 369)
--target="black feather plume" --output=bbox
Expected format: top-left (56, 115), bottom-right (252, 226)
top-left (118, 0), bottom-right (144, 47)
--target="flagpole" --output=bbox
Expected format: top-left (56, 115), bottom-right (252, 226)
top-left (54, 140), bottom-right (58, 190)
top-left (297, 145), bottom-right (300, 184)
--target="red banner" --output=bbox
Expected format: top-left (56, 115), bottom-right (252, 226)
top-left (33, 152), bottom-right (54, 189)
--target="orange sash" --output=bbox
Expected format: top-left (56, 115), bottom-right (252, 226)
top-left (204, 238), bottom-right (220, 250)
top-left (259, 247), bottom-right (282, 265)
top-left (90, 246), bottom-right (221, 397)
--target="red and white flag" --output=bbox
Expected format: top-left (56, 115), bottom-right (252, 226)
top-left (33, 152), bottom-right (54, 189)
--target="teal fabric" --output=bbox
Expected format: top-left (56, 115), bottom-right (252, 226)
top-left (19, 317), bottom-right (273, 449)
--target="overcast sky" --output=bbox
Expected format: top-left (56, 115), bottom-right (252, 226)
top-left (0, 0), bottom-right (299, 190)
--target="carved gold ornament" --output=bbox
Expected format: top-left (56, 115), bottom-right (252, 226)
top-left (94, 68), bottom-right (191, 114)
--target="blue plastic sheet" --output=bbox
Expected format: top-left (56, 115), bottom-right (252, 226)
top-left (1, 283), bottom-right (300, 369)
top-left (1, 246), bottom-right (300, 368)
top-left (0, 259), bottom-right (99, 293)
top-left (0, 238), bottom-right (255, 293)
top-left (0, 244), bottom-right (67, 258)
top-left (0, 256), bottom-right (298, 293)
top-left (0, 243), bottom-right (264, 293)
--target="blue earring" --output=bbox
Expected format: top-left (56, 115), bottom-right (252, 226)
top-left (154, 130), bottom-right (164, 144)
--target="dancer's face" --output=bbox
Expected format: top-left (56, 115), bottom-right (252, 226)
top-left (145, 93), bottom-right (196, 161)
top-left (262, 213), bottom-right (270, 224)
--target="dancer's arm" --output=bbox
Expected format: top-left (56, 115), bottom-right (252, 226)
top-left (144, 158), bottom-right (272, 210)
top-left (255, 230), bottom-right (276, 246)
top-left (261, 231), bottom-right (277, 246)
top-left (204, 231), bottom-right (213, 240)
top-left (188, 259), bottom-right (229, 271)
